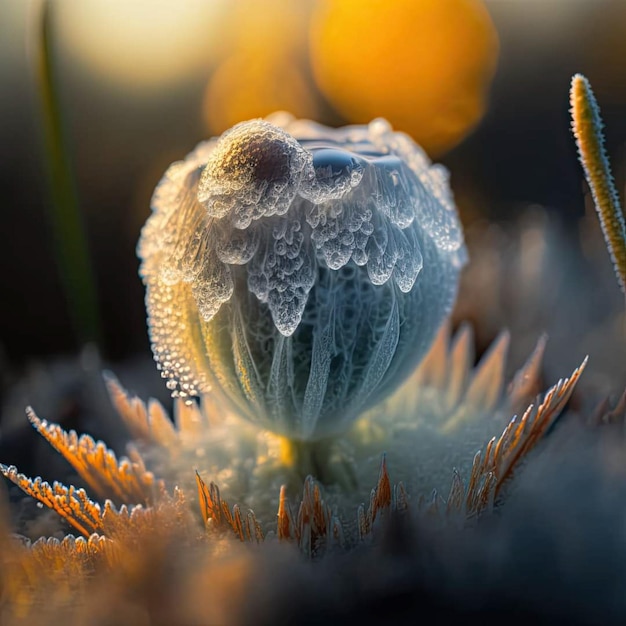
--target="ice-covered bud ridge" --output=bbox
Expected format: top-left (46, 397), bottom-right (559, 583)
top-left (138, 113), bottom-right (467, 440)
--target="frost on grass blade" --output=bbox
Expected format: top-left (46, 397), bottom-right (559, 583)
top-left (0, 464), bottom-right (104, 537)
top-left (27, 407), bottom-right (160, 505)
top-left (570, 74), bottom-right (626, 295)
top-left (461, 357), bottom-right (588, 517)
top-left (195, 471), bottom-right (263, 544)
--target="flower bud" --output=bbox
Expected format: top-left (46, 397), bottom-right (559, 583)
top-left (138, 113), bottom-right (467, 441)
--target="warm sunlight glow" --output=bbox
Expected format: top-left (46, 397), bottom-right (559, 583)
top-left (203, 52), bottom-right (319, 134)
top-left (309, 0), bottom-right (499, 156)
top-left (202, 0), bottom-right (319, 133)
top-left (55, 0), bottom-right (225, 92)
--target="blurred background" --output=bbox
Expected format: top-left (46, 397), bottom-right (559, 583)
top-left (1, 0), bottom-right (626, 403)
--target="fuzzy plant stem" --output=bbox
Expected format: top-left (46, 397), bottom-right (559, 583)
top-left (570, 73), bottom-right (626, 296)
top-left (37, 0), bottom-right (100, 344)
top-left (278, 436), bottom-right (357, 492)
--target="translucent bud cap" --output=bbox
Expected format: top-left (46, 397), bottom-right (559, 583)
top-left (139, 114), bottom-right (468, 440)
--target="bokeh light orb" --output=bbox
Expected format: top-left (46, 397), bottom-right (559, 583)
top-left (203, 52), bottom-right (319, 135)
top-left (309, 0), bottom-right (499, 156)
top-left (202, 0), bottom-right (319, 134)
top-left (55, 0), bottom-right (225, 93)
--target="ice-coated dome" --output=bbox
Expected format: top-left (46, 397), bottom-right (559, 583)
top-left (138, 113), bottom-right (467, 440)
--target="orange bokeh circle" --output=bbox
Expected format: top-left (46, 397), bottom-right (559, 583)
top-left (310, 0), bottom-right (499, 156)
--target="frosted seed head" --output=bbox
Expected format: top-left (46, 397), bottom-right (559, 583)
top-left (139, 114), bottom-right (468, 440)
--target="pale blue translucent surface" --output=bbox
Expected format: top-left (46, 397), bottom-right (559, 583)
top-left (139, 115), bottom-right (467, 440)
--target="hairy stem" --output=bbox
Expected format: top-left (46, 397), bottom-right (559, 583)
top-left (570, 73), bottom-right (626, 296)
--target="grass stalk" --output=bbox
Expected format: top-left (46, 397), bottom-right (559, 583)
top-left (36, 0), bottom-right (100, 344)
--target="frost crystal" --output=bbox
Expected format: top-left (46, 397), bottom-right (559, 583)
top-left (138, 113), bottom-right (467, 439)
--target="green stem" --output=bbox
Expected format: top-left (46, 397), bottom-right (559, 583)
top-left (280, 436), bottom-right (357, 491)
top-left (37, 0), bottom-right (100, 345)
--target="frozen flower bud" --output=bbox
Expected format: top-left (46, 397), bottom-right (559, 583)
top-left (138, 114), bottom-right (467, 441)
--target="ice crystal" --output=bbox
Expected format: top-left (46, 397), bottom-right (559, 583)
top-left (139, 114), bottom-right (467, 440)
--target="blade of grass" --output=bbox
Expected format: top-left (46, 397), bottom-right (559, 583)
top-left (570, 73), bottom-right (626, 297)
top-left (36, 0), bottom-right (100, 344)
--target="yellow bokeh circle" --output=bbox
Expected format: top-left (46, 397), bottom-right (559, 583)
top-left (203, 52), bottom-right (319, 135)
